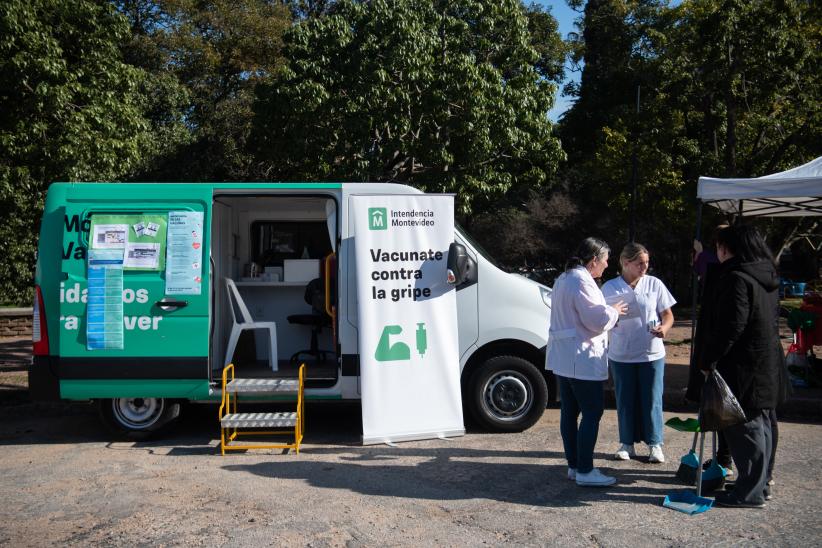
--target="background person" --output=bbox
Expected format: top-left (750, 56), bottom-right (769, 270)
top-left (700, 224), bottom-right (785, 509)
top-left (602, 243), bottom-right (676, 464)
top-left (546, 238), bottom-right (628, 487)
top-left (687, 224), bottom-right (735, 475)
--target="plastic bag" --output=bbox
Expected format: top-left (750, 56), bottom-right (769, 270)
top-left (699, 370), bottom-right (747, 431)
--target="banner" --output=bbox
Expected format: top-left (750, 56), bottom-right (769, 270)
top-left (352, 194), bottom-right (464, 444)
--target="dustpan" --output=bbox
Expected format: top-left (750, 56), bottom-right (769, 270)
top-left (663, 417), bottom-right (714, 514)
top-left (663, 490), bottom-right (714, 515)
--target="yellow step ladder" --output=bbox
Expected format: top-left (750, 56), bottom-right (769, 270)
top-left (218, 363), bottom-right (305, 454)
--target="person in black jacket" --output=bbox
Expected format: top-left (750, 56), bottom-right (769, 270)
top-left (700, 224), bottom-right (786, 509)
top-left (687, 225), bottom-right (734, 475)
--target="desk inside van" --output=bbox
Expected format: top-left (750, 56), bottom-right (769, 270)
top-left (233, 280), bottom-right (331, 363)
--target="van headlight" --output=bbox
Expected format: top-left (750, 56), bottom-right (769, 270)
top-left (540, 286), bottom-right (552, 307)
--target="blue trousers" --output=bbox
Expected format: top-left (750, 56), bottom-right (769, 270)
top-left (610, 358), bottom-right (665, 446)
top-left (557, 375), bottom-right (604, 474)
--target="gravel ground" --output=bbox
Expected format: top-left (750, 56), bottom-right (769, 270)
top-left (2, 321), bottom-right (821, 547)
top-left (1, 400), bottom-right (821, 547)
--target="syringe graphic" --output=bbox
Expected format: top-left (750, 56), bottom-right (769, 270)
top-left (416, 323), bottom-right (427, 357)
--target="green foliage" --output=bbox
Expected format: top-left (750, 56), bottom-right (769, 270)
top-left (469, 191), bottom-right (579, 267)
top-left (117, 0), bottom-right (291, 180)
top-left (251, 0), bottom-right (565, 214)
top-left (0, 0), bottom-right (165, 305)
top-left (660, 0), bottom-right (822, 179)
top-left (557, 0), bottom-right (821, 295)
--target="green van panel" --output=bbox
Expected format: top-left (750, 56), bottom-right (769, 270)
top-left (60, 379), bottom-right (211, 399)
top-left (55, 183), bottom-right (212, 362)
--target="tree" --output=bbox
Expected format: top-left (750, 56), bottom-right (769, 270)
top-left (661, 0), bottom-right (822, 180)
top-left (0, 0), bottom-right (166, 304)
top-left (557, 0), bottom-right (821, 295)
top-left (251, 0), bottom-right (565, 214)
top-left (115, 0), bottom-right (291, 180)
top-left (558, 1), bottom-right (678, 254)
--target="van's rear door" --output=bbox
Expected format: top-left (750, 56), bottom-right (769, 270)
top-left (57, 183), bottom-right (212, 400)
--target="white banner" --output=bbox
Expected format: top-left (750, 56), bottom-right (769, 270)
top-left (352, 194), bottom-right (464, 445)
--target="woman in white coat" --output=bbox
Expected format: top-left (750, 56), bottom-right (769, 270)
top-left (547, 238), bottom-right (627, 487)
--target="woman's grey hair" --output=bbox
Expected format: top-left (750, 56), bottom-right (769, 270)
top-left (566, 237), bottom-right (610, 271)
top-left (619, 242), bottom-right (649, 269)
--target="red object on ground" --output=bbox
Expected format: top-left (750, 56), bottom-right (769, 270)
top-left (799, 300), bottom-right (822, 350)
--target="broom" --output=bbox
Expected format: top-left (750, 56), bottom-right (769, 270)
top-left (676, 430), bottom-right (700, 484)
top-left (700, 431), bottom-right (728, 492)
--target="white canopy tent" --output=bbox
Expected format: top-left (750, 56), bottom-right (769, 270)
top-left (690, 157), bottom-right (822, 360)
top-left (697, 156), bottom-right (822, 217)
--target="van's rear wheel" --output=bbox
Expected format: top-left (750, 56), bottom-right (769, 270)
top-left (467, 355), bottom-right (548, 432)
top-left (98, 398), bottom-right (180, 440)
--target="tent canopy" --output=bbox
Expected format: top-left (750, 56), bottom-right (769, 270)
top-left (697, 156), bottom-right (822, 217)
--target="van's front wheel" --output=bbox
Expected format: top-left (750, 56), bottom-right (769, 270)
top-left (467, 355), bottom-right (547, 432)
top-left (98, 398), bottom-right (180, 440)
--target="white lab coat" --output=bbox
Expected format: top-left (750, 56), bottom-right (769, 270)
top-left (545, 266), bottom-right (619, 381)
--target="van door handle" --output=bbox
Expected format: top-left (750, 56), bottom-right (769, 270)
top-left (155, 298), bottom-right (188, 311)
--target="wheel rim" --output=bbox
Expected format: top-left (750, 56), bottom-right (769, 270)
top-left (481, 370), bottom-right (533, 422)
top-left (112, 398), bottom-right (165, 430)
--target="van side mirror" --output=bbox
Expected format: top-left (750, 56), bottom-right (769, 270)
top-left (447, 242), bottom-right (470, 285)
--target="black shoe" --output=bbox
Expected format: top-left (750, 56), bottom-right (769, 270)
top-left (714, 491), bottom-right (765, 509)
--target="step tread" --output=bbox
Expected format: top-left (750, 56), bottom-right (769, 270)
top-left (221, 411), bottom-right (298, 428)
top-left (225, 378), bottom-right (300, 393)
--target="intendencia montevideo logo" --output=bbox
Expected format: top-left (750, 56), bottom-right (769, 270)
top-left (369, 206), bottom-right (436, 230)
top-left (368, 207), bottom-right (387, 230)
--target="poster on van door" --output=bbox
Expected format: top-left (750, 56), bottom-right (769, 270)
top-left (352, 194), bottom-right (464, 445)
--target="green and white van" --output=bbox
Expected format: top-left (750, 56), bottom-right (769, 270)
top-left (30, 182), bottom-right (553, 437)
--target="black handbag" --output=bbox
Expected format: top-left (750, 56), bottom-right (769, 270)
top-left (699, 370), bottom-right (747, 431)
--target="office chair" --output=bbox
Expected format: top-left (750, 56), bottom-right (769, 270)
top-left (287, 278), bottom-right (332, 365)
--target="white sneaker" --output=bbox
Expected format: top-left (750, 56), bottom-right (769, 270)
top-left (576, 468), bottom-right (617, 487)
top-left (649, 445), bottom-right (665, 463)
top-left (568, 467), bottom-right (576, 481)
top-left (614, 443), bottom-right (635, 460)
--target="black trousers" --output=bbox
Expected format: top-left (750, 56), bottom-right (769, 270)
top-left (722, 409), bottom-right (773, 504)
top-left (718, 408), bottom-right (778, 481)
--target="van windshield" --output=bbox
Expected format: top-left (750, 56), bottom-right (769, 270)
top-left (456, 224), bottom-right (499, 268)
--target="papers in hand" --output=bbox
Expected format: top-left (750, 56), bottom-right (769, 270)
top-left (605, 291), bottom-right (639, 318)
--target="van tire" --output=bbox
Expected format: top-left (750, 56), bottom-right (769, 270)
top-left (98, 398), bottom-right (181, 440)
top-left (467, 355), bottom-right (548, 432)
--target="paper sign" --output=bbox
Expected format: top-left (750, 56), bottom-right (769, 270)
top-left (165, 211), bottom-right (204, 295)
top-left (92, 224), bottom-right (127, 249)
top-left (92, 214), bottom-right (167, 270)
top-left (86, 248), bottom-right (125, 350)
top-left (124, 242), bottom-right (160, 269)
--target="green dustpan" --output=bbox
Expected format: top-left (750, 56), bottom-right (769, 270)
top-left (665, 417), bottom-right (700, 432)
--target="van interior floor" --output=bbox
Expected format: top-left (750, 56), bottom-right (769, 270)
top-left (217, 359), bottom-right (339, 389)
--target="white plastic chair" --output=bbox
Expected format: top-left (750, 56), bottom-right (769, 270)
top-left (224, 278), bottom-right (278, 371)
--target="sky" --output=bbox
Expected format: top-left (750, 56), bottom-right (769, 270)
top-left (533, 1), bottom-right (581, 121)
